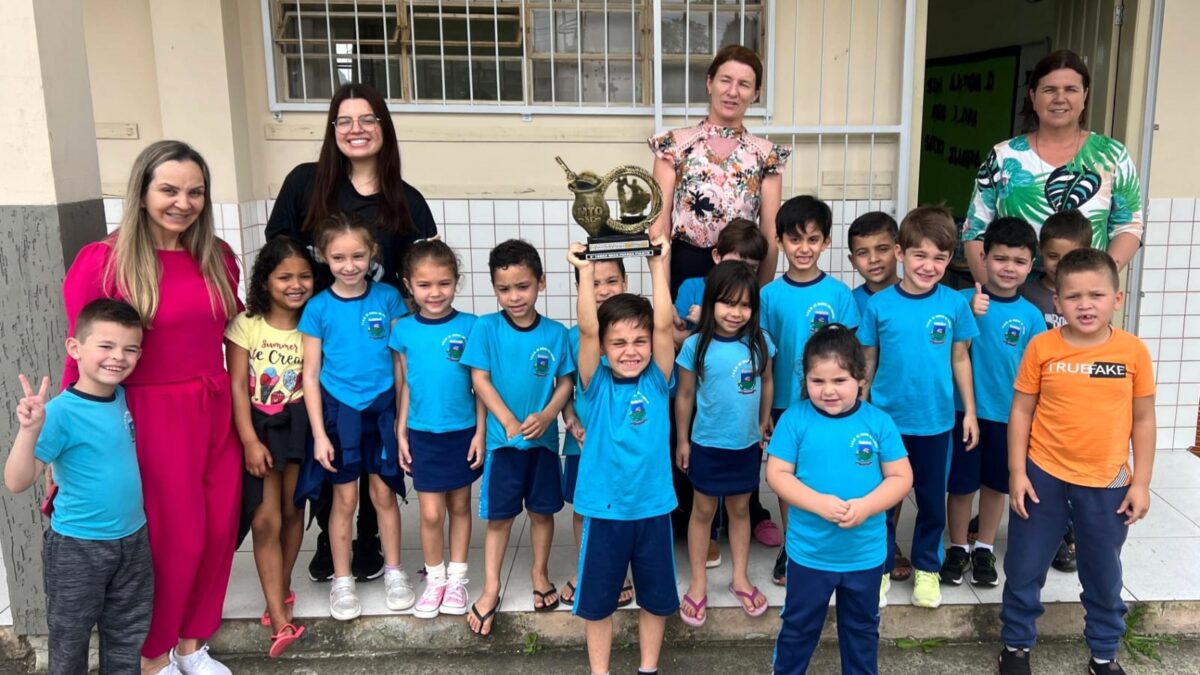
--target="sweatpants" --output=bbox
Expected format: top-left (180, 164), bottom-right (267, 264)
top-left (1001, 459), bottom-right (1129, 659)
top-left (773, 558), bottom-right (882, 674)
top-left (885, 431), bottom-right (951, 573)
top-left (126, 373), bottom-right (242, 658)
top-left (44, 527), bottom-right (153, 675)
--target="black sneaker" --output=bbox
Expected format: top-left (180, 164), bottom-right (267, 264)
top-left (307, 531), bottom-right (334, 582)
top-left (998, 648), bottom-right (1031, 675)
top-left (1051, 537), bottom-right (1077, 572)
top-left (772, 548), bottom-right (787, 586)
top-left (939, 546), bottom-right (970, 585)
top-left (970, 547), bottom-right (999, 586)
top-left (351, 535), bottom-right (385, 581)
top-left (1088, 658), bottom-right (1126, 674)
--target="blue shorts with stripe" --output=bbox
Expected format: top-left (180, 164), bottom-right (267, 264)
top-left (573, 514), bottom-right (679, 621)
top-left (478, 446), bottom-right (564, 520)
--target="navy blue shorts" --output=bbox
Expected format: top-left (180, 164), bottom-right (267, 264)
top-left (562, 453), bottom-right (581, 505)
top-left (689, 442), bottom-right (760, 497)
top-left (947, 412), bottom-right (1009, 495)
top-left (574, 514), bottom-right (679, 621)
top-left (478, 446), bottom-right (564, 520)
top-left (408, 427), bottom-right (483, 493)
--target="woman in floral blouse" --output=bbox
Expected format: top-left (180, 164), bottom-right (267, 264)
top-left (649, 44), bottom-right (791, 293)
top-left (962, 49), bottom-right (1144, 283)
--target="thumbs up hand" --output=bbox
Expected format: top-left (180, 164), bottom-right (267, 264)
top-left (971, 282), bottom-right (990, 317)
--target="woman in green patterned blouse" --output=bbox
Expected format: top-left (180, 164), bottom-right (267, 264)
top-left (962, 49), bottom-right (1143, 284)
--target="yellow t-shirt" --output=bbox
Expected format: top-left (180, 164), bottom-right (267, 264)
top-left (1014, 327), bottom-right (1155, 488)
top-left (224, 312), bottom-right (305, 414)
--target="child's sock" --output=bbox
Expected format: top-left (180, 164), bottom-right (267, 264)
top-left (1092, 657), bottom-right (1111, 664)
top-left (384, 563), bottom-right (403, 573)
top-left (447, 560), bottom-right (469, 582)
top-left (638, 669), bottom-right (659, 674)
top-left (973, 541), bottom-right (994, 553)
top-left (1005, 645), bottom-right (1028, 653)
top-left (426, 561), bottom-right (447, 584)
top-left (950, 542), bottom-right (968, 552)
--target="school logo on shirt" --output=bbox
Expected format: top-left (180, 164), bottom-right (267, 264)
top-left (124, 410), bottom-right (136, 444)
top-left (362, 310), bottom-right (388, 339)
top-left (628, 392), bottom-right (650, 426)
top-left (530, 347), bottom-right (555, 377)
top-left (1001, 319), bottom-right (1027, 347)
top-left (734, 358), bottom-right (757, 395)
top-left (926, 314), bottom-right (952, 345)
top-left (850, 432), bottom-right (879, 467)
top-left (442, 333), bottom-right (467, 362)
top-left (806, 303), bottom-right (835, 333)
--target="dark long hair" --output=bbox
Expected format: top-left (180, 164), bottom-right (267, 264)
top-left (302, 83), bottom-right (415, 235)
top-left (693, 261), bottom-right (769, 381)
top-left (246, 235), bottom-right (316, 317)
top-left (1020, 49), bottom-right (1091, 132)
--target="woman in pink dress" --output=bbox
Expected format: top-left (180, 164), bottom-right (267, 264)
top-left (61, 140), bottom-right (242, 675)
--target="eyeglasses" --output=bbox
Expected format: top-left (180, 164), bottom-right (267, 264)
top-left (332, 114), bottom-right (380, 131)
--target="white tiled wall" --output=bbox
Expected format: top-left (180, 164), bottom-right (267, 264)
top-left (1142, 197), bottom-right (1200, 452)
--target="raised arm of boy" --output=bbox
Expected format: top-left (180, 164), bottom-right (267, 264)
top-left (566, 245), bottom-right (601, 389)
top-left (648, 235), bottom-right (676, 381)
top-left (4, 375), bottom-right (50, 493)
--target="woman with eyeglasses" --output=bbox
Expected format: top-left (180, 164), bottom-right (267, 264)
top-left (266, 82), bottom-right (437, 586)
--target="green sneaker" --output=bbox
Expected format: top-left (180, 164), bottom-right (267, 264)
top-left (879, 574), bottom-right (890, 609)
top-left (912, 570), bottom-right (942, 608)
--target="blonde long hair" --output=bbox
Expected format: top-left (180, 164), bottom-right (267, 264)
top-left (106, 140), bottom-right (237, 325)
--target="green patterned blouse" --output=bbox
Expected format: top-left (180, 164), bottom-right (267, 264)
top-left (962, 133), bottom-right (1143, 250)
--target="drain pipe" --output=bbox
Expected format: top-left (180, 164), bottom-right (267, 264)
top-left (1124, 0), bottom-right (1165, 333)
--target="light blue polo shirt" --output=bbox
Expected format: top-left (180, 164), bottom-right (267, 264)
top-left (389, 310), bottom-right (478, 433)
top-left (676, 332), bottom-right (776, 449)
top-left (953, 287), bottom-right (1046, 423)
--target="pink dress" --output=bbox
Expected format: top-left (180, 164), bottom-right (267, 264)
top-left (62, 240), bottom-right (243, 658)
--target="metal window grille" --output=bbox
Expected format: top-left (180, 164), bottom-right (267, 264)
top-left (261, 0), bottom-right (767, 114)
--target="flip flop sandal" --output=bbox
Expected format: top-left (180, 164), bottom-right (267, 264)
top-left (268, 623), bottom-right (305, 659)
top-left (260, 590), bottom-right (297, 626)
top-left (679, 593), bottom-right (707, 627)
top-left (617, 580), bottom-right (634, 608)
top-left (729, 584), bottom-right (769, 617)
top-left (469, 601), bottom-right (498, 637)
top-left (533, 585), bottom-right (560, 612)
top-left (560, 580), bottom-right (577, 607)
top-left (889, 554), bottom-right (913, 582)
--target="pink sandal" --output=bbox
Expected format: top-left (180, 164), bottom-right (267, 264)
top-left (260, 590), bottom-right (296, 626)
top-left (268, 623), bottom-right (304, 659)
top-left (679, 593), bottom-right (707, 627)
top-left (729, 583), bottom-right (768, 617)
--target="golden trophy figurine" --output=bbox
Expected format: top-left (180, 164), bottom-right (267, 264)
top-left (555, 156), bottom-right (664, 260)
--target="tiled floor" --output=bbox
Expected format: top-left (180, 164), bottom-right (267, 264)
top-left (217, 451), bottom-right (1200, 621)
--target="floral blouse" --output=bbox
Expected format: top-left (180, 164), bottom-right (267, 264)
top-left (963, 133), bottom-right (1144, 250)
top-left (649, 120), bottom-right (791, 249)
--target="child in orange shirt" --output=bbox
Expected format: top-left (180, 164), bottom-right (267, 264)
top-left (999, 248), bottom-right (1156, 675)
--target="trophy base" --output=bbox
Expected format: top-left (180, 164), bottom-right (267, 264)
top-left (578, 233), bottom-right (662, 260)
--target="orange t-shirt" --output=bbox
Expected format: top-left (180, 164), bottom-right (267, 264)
top-left (1014, 327), bottom-right (1155, 488)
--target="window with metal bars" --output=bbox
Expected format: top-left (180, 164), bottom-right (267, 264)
top-left (265, 0), bottom-right (767, 110)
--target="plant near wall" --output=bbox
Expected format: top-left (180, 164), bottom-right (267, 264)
top-left (1122, 603), bottom-right (1177, 662)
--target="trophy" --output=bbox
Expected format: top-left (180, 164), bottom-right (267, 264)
top-left (555, 156), bottom-right (664, 260)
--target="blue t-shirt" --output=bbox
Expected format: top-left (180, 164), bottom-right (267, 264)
top-left (461, 312), bottom-right (575, 451)
top-left (298, 282), bottom-right (406, 410)
top-left (953, 287), bottom-right (1046, 423)
top-left (574, 364), bottom-right (678, 520)
top-left (389, 309), bottom-right (478, 433)
top-left (677, 332), bottom-right (776, 449)
top-left (760, 272), bottom-right (860, 410)
top-left (852, 283), bottom-right (880, 315)
top-left (767, 399), bottom-right (906, 572)
top-left (674, 277), bottom-right (706, 330)
top-left (858, 284), bottom-right (979, 435)
top-left (35, 387), bottom-right (145, 540)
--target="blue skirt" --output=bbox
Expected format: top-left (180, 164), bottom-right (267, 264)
top-left (688, 442), bottom-right (760, 497)
top-left (409, 427), bottom-right (483, 492)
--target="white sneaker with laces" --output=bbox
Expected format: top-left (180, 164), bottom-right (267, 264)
top-left (440, 576), bottom-right (469, 616)
top-left (385, 568), bottom-right (417, 611)
top-left (153, 661), bottom-right (183, 675)
top-left (171, 645), bottom-right (231, 675)
top-left (413, 580), bottom-right (447, 619)
top-left (330, 576), bottom-right (362, 621)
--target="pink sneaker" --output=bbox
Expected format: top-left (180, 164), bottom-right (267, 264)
top-left (440, 577), bottom-right (469, 616)
top-left (412, 581), bottom-right (446, 619)
top-left (753, 520), bottom-right (783, 547)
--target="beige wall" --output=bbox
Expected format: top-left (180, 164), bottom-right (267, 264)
top-left (86, 0), bottom-right (914, 203)
top-left (1146, 0), bottom-right (1198, 197)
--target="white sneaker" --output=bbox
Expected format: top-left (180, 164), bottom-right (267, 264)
top-left (879, 574), bottom-right (890, 609)
top-left (171, 645), bottom-right (231, 675)
top-left (330, 576), bottom-right (362, 621)
top-left (384, 568), bottom-right (417, 611)
top-left (153, 661), bottom-right (183, 675)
